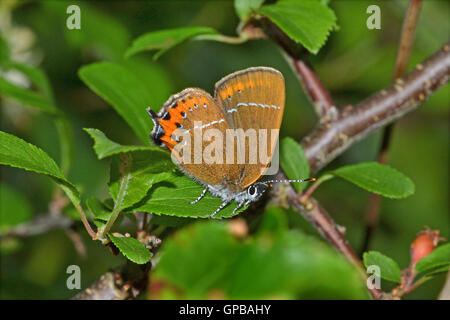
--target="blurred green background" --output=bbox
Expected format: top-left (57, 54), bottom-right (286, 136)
top-left (0, 0), bottom-right (448, 299)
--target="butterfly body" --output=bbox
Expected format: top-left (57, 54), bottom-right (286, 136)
top-left (148, 67), bottom-right (306, 217)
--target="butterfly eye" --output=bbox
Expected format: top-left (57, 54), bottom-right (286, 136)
top-left (247, 185), bottom-right (257, 197)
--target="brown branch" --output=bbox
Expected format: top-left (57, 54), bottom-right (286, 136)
top-left (72, 260), bottom-right (152, 300)
top-left (287, 191), bottom-right (384, 300)
top-left (0, 214), bottom-right (73, 239)
top-left (248, 18), bottom-right (337, 120)
top-left (286, 56), bottom-right (338, 120)
top-left (72, 272), bottom-right (129, 300)
top-left (301, 42), bottom-right (450, 173)
top-left (362, 0), bottom-right (424, 254)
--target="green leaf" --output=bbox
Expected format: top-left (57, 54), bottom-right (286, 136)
top-left (2, 62), bottom-right (74, 173)
top-left (0, 33), bottom-right (9, 65)
top-left (0, 131), bottom-right (74, 190)
top-left (125, 26), bottom-right (217, 60)
top-left (234, 0), bottom-right (265, 21)
top-left (280, 137), bottom-right (310, 192)
top-left (108, 234), bottom-right (152, 264)
top-left (86, 197), bottom-right (111, 221)
top-left (6, 62), bottom-right (55, 102)
top-left (109, 151), bottom-right (174, 211)
top-left (0, 77), bottom-right (58, 114)
top-left (152, 221), bottom-right (367, 299)
top-left (258, 0), bottom-right (337, 54)
top-left (131, 172), bottom-right (247, 219)
top-left (0, 131), bottom-right (80, 206)
top-left (79, 62), bottom-right (154, 144)
top-left (0, 183), bottom-right (32, 230)
top-left (84, 128), bottom-right (157, 160)
top-left (415, 244), bottom-right (450, 275)
top-left (363, 251), bottom-right (402, 283)
top-left (331, 162), bottom-right (415, 199)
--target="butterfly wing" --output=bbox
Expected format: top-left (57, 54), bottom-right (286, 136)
top-left (214, 67), bottom-right (285, 188)
top-left (149, 88), bottom-right (237, 189)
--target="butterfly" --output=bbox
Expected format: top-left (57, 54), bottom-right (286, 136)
top-left (148, 67), bottom-right (313, 217)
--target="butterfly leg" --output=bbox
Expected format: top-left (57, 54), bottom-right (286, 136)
top-left (209, 200), bottom-right (230, 218)
top-left (189, 188), bottom-right (207, 205)
top-left (231, 200), bottom-right (250, 217)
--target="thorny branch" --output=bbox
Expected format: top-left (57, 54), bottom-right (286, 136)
top-left (299, 42), bottom-right (450, 173)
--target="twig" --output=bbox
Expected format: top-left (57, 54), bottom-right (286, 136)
top-left (73, 252), bottom-right (155, 300)
top-left (301, 42), bottom-right (450, 173)
top-left (72, 272), bottom-right (129, 300)
top-left (284, 54), bottom-right (338, 121)
top-left (0, 214), bottom-right (73, 239)
top-left (362, 0), bottom-right (424, 254)
top-left (287, 191), bottom-right (384, 300)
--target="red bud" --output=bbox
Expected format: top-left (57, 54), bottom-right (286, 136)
top-left (410, 228), bottom-right (442, 265)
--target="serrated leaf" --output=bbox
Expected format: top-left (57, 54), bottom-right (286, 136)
top-left (109, 151), bottom-right (174, 211)
top-left (0, 131), bottom-right (77, 193)
top-left (331, 162), bottom-right (415, 199)
top-left (234, 0), bottom-right (265, 21)
top-left (78, 62), bottom-right (154, 144)
top-left (131, 172), bottom-right (246, 219)
top-left (125, 26), bottom-right (217, 60)
top-left (0, 183), bottom-right (32, 230)
top-left (363, 251), bottom-right (402, 283)
top-left (280, 137), bottom-right (310, 192)
top-left (415, 244), bottom-right (450, 275)
top-left (86, 197), bottom-right (111, 221)
top-left (108, 234), bottom-right (152, 264)
top-left (84, 128), bottom-right (158, 160)
top-left (0, 131), bottom-right (80, 215)
top-left (258, 0), bottom-right (337, 54)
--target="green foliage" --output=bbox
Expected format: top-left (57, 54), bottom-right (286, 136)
top-left (108, 234), bottom-right (152, 264)
top-left (279, 137), bottom-right (310, 192)
top-left (152, 220), bottom-right (367, 299)
top-left (363, 251), bottom-right (402, 283)
top-left (131, 171), bottom-right (244, 219)
top-left (0, 183), bottom-right (32, 231)
top-left (0, 62), bottom-right (73, 172)
top-left (0, 61), bottom-right (58, 113)
top-left (78, 62), bottom-right (154, 144)
top-left (258, 0), bottom-right (337, 54)
top-left (84, 128), bottom-right (155, 160)
top-left (0, 33), bottom-right (9, 64)
top-left (415, 244), bottom-right (450, 276)
top-left (86, 197), bottom-right (112, 227)
top-left (0, 131), bottom-right (76, 194)
top-left (108, 151), bottom-right (173, 212)
top-left (0, 77), bottom-right (58, 114)
top-left (125, 26), bottom-right (217, 60)
top-left (234, 0), bottom-right (265, 22)
top-left (331, 162), bottom-right (415, 199)
top-left (0, 131), bottom-right (80, 209)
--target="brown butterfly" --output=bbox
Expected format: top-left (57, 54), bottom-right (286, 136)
top-left (148, 67), bottom-right (313, 217)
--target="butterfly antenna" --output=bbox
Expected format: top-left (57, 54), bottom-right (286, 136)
top-left (264, 178), bottom-right (316, 185)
